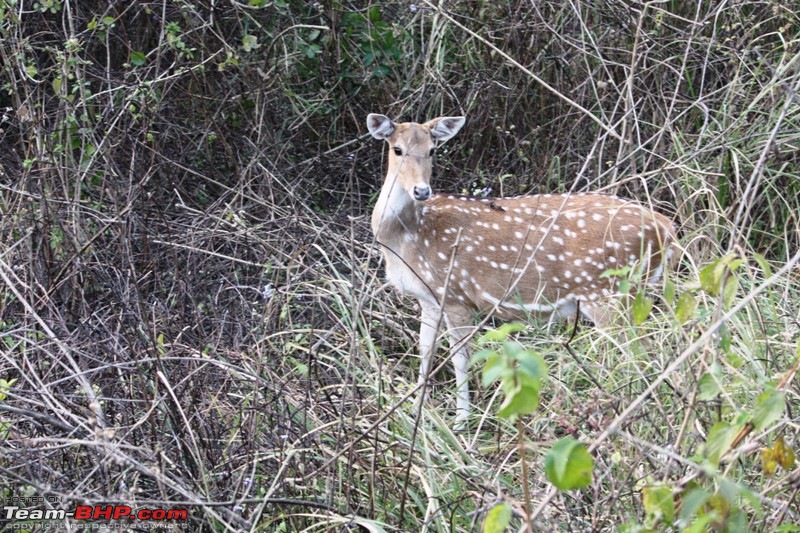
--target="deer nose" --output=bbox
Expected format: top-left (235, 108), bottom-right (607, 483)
top-left (413, 185), bottom-right (431, 201)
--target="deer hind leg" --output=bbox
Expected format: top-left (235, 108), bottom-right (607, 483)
top-left (577, 300), bottom-right (617, 329)
top-left (443, 307), bottom-right (474, 431)
top-left (548, 298), bottom-right (578, 331)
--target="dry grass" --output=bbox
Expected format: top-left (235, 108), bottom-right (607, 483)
top-left (1, 1), bottom-right (799, 531)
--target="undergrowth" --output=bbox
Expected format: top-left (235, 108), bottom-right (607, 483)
top-left (0, 0), bottom-right (799, 531)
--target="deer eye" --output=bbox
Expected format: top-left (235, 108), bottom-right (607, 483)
top-left (393, 147), bottom-right (402, 156)
top-left (428, 148), bottom-right (435, 157)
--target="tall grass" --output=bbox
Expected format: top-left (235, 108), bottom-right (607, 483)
top-left (0, 0), bottom-right (798, 530)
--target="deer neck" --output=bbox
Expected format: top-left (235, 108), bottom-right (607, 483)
top-left (371, 174), bottom-right (423, 246)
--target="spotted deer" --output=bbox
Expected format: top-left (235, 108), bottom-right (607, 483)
top-left (367, 113), bottom-right (676, 429)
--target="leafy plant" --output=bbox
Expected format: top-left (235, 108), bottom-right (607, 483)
top-left (624, 252), bottom-right (798, 532)
top-left (599, 263), bottom-right (654, 324)
top-left (339, 6), bottom-right (405, 80)
top-left (33, 0), bottom-right (61, 13)
top-left (165, 22), bottom-right (195, 60)
top-left (0, 378), bottom-right (16, 402)
top-left (544, 437), bottom-right (593, 490)
top-left (473, 322), bottom-right (547, 420)
top-left (0, 378), bottom-right (16, 440)
top-left (474, 323), bottom-right (594, 528)
top-left (482, 502), bottom-right (511, 533)
top-left (761, 436), bottom-right (796, 476)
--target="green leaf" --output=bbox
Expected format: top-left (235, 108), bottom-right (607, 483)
top-left (727, 508), bottom-right (748, 532)
top-left (480, 322), bottom-right (525, 342)
top-left (699, 254), bottom-right (743, 299)
top-left (717, 476), bottom-right (738, 504)
top-left (725, 351), bottom-right (744, 369)
top-left (477, 334), bottom-right (547, 419)
top-left (699, 258), bottom-right (724, 297)
top-left (501, 340), bottom-right (524, 360)
top-left (728, 258), bottom-right (745, 272)
top-left (719, 477), bottom-right (761, 516)
top-left (470, 348), bottom-right (495, 365)
top-left (600, 265), bottom-right (631, 279)
top-left (367, 5), bottom-right (381, 22)
top-left (241, 34), bottom-right (260, 52)
top-left (683, 513), bottom-right (716, 533)
top-left (642, 484), bottom-right (675, 524)
top-left (482, 502), bottom-right (511, 533)
top-left (497, 380), bottom-right (540, 418)
top-left (722, 274), bottom-right (739, 309)
top-left (0, 378), bottom-right (17, 402)
top-left (675, 291), bottom-right (697, 324)
top-left (752, 252), bottom-right (772, 278)
top-left (304, 44), bottom-right (320, 58)
top-left (719, 322), bottom-right (732, 352)
top-left (130, 51), bottom-right (147, 66)
top-left (752, 390), bottom-right (785, 432)
top-left (697, 365), bottom-right (723, 401)
top-left (515, 350), bottom-right (547, 382)
top-left (663, 277), bottom-right (676, 303)
top-left (544, 437), bottom-right (594, 490)
top-left (704, 422), bottom-right (736, 466)
top-left (481, 353), bottom-right (507, 387)
top-left (677, 487), bottom-right (710, 527)
top-left (632, 290), bottom-right (653, 325)
top-left (618, 278), bottom-right (631, 295)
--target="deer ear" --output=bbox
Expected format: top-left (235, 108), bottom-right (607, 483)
top-left (367, 114), bottom-right (395, 140)
top-left (427, 116), bottom-right (466, 143)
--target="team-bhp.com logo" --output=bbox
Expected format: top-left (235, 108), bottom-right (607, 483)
top-left (4, 504), bottom-right (188, 523)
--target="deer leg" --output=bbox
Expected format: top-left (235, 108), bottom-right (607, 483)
top-left (417, 301), bottom-right (441, 400)
top-left (444, 308), bottom-right (474, 430)
top-left (579, 300), bottom-right (617, 329)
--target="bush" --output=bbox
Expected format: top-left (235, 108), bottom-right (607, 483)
top-left (1, 0), bottom-right (798, 530)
